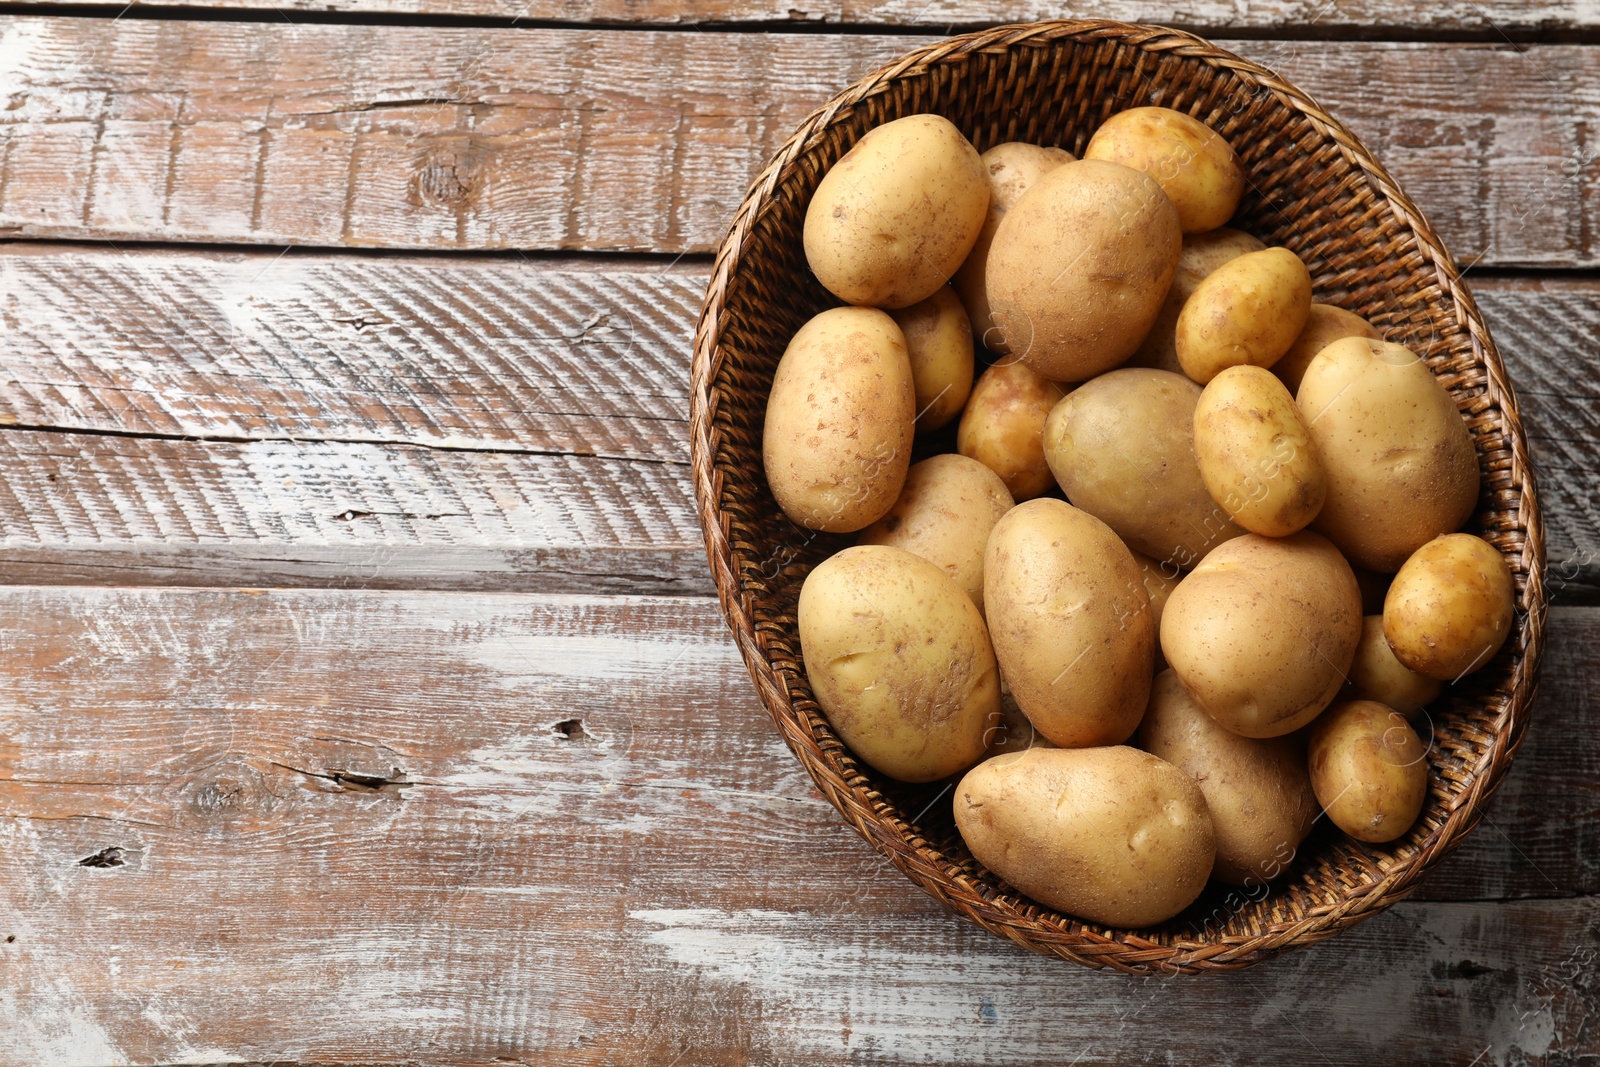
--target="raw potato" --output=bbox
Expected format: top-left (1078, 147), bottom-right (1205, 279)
top-left (1043, 368), bottom-right (1241, 569)
top-left (1176, 247), bottom-right (1313, 384)
top-left (1128, 227), bottom-right (1266, 374)
top-left (986, 159), bottom-right (1182, 382)
top-left (889, 286), bottom-right (976, 432)
top-left (1193, 365), bottom-right (1327, 537)
top-left (953, 746), bottom-right (1216, 927)
top-left (1084, 106), bottom-right (1246, 233)
top-left (983, 499), bottom-right (1154, 748)
top-left (798, 545), bottom-right (998, 783)
top-left (1160, 531), bottom-right (1362, 738)
top-left (1346, 615), bottom-right (1442, 716)
top-left (1384, 533), bottom-right (1515, 681)
top-left (957, 359), bottom-right (1068, 501)
top-left (763, 307), bottom-right (915, 532)
top-left (1138, 670), bottom-right (1318, 885)
top-left (952, 142), bottom-right (1075, 351)
top-left (1131, 550), bottom-right (1182, 636)
top-left (1308, 699), bottom-right (1428, 843)
top-left (1298, 337), bottom-right (1480, 572)
top-left (1273, 304), bottom-right (1380, 394)
top-left (803, 114), bottom-right (989, 308)
top-left (858, 453), bottom-right (1014, 610)
top-left (983, 691), bottom-right (1057, 755)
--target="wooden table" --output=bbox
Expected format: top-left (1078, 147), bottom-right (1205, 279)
top-left (0, 2), bottom-right (1595, 1063)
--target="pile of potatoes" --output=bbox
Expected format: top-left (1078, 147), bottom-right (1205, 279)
top-left (765, 108), bottom-right (1516, 929)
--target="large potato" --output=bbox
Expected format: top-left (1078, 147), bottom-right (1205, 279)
top-left (1128, 227), bottom-right (1266, 374)
top-left (1175, 247), bottom-right (1312, 384)
top-left (956, 358), bottom-right (1067, 500)
top-left (1138, 670), bottom-right (1317, 885)
top-left (1083, 107), bottom-right (1245, 233)
top-left (763, 307), bottom-right (914, 532)
top-left (1384, 533), bottom-right (1515, 681)
top-left (1308, 699), bottom-right (1428, 843)
top-left (953, 746), bottom-right (1215, 927)
top-left (1273, 304), bottom-right (1380, 394)
top-left (1193, 365), bottom-right (1327, 537)
top-left (1161, 531), bottom-right (1362, 738)
top-left (798, 545), bottom-right (998, 783)
top-left (889, 285), bottom-right (976, 433)
top-left (1345, 615), bottom-right (1442, 716)
top-left (858, 453), bottom-right (1013, 610)
top-left (984, 499), bottom-right (1154, 748)
top-left (1043, 368), bottom-right (1241, 569)
top-left (952, 142), bottom-right (1074, 351)
top-left (986, 159), bottom-right (1181, 382)
top-left (803, 114), bottom-right (989, 308)
top-left (1298, 337), bottom-right (1480, 572)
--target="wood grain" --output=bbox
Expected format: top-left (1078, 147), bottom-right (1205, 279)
top-left (0, 587), bottom-right (1594, 1065)
top-left (0, 19), bottom-right (1595, 266)
top-left (0, 245), bottom-right (1595, 596)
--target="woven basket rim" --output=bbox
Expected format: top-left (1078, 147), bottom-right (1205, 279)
top-left (688, 19), bottom-right (1548, 974)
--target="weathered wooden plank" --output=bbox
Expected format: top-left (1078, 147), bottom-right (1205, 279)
top-left (0, 19), bottom-right (1595, 266)
top-left (0, 588), bottom-right (1594, 1064)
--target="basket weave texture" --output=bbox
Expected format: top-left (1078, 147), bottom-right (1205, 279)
top-left (688, 20), bottom-right (1546, 973)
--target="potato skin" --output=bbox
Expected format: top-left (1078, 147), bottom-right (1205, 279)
top-left (1193, 365), bottom-right (1327, 537)
top-left (1298, 337), bottom-right (1480, 572)
top-left (857, 453), bottom-right (1014, 610)
top-left (952, 142), bottom-right (1074, 352)
top-left (1043, 368), bottom-right (1241, 569)
top-left (803, 114), bottom-right (989, 308)
top-left (1308, 699), bottom-right (1428, 843)
top-left (763, 307), bottom-right (915, 532)
top-left (1175, 247), bottom-right (1313, 384)
top-left (1273, 304), bottom-right (1380, 395)
top-left (986, 159), bottom-right (1182, 382)
top-left (1161, 531), bottom-right (1362, 738)
top-left (889, 286), bottom-right (976, 433)
top-left (983, 499), bottom-right (1154, 748)
top-left (1384, 534), bottom-right (1515, 681)
top-left (798, 545), bottom-right (998, 783)
top-left (953, 746), bottom-right (1216, 927)
top-left (1084, 106), bottom-right (1245, 233)
top-left (1128, 227), bottom-right (1266, 375)
top-left (1346, 615), bottom-right (1442, 716)
top-left (956, 359), bottom-right (1067, 500)
top-left (1138, 670), bottom-right (1317, 885)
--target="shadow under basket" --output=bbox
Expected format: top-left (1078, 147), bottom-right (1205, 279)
top-left (688, 20), bottom-right (1547, 973)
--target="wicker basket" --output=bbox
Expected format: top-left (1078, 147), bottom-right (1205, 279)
top-left (688, 20), bottom-right (1545, 973)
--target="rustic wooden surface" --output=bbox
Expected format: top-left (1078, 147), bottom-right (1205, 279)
top-left (0, 1), bottom-right (1597, 1064)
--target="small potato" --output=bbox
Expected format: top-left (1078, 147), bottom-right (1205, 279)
top-left (1131, 550), bottom-right (1182, 636)
top-left (984, 499), bottom-right (1154, 748)
top-left (803, 114), bottom-right (989, 308)
top-left (1309, 699), bottom-right (1429, 843)
top-left (1128, 227), bottom-right (1266, 374)
top-left (954, 746), bottom-right (1216, 927)
top-left (1084, 106), bottom-right (1245, 233)
top-left (957, 358), bottom-right (1068, 500)
top-left (986, 159), bottom-right (1182, 382)
top-left (1193, 365), bottom-right (1327, 537)
top-left (1299, 337), bottom-right (1480, 572)
top-left (1273, 304), bottom-right (1380, 394)
top-left (1346, 615), bottom-right (1442, 716)
top-left (763, 307), bottom-right (914, 532)
top-left (1175, 247), bottom-right (1313, 384)
top-left (889, 286), bottom-right (976, 432)
top-left (1139, 671), bottom-right (1317, 885)
top-left (952, 142), bottom-right (1074, 351)
top-left (1043, 368), bottom-right (1241, 569)
top-left (1384, 533), bottom-right (1515, 681)
top-left (983, 691), bottom-right (1057, 755)
top-left (858, 453), bottom-right (1014, 610)
top-left (798, 545), bottom-right (998, 783)
top-left (1161, 531), bottom-right (1362, 738)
